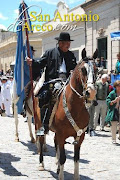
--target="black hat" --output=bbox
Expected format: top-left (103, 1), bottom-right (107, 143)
top-left (31, 46), bottom-right (36, 51)
top-left (55, 32), bottom-right (74, 41)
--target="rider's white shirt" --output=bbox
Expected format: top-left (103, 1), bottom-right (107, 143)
top-left (59, 58), bottom-right (67, 73)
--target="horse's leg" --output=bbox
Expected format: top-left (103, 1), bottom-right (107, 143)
top-left (36, 135), bottom-right (40, 154)
top-left (58, 139), bottom-right (66, 180)
top-left (74, 144), bottom-right (80, 180)
top-left (36, 135), bottom-right (47, 153)
top-left (27, 112), bottom-right (35, 143)
top-left (39, 136), bottom-right (45, 171)
top-left (43, 134), bottom-right (47, 152)
top-left (54, 134), bottom-right (60, 174)
top-left (14, 103), bottom-right (19, 142)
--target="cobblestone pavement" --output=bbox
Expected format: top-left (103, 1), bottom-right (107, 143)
top-left (0, 115), bottom-right (120, 180)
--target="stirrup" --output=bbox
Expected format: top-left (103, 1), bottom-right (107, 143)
top-left (36, 127), bottom-right (45, 136)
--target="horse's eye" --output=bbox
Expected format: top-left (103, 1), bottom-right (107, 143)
top-left (81, 67), bottom-right (87, 76)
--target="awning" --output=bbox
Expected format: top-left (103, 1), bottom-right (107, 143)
top-left (110, 31), bottom-right (120, 41)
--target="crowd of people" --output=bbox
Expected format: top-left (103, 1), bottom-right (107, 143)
top-left (87, 72), bottom-right (120, 145)
top-left (96, 56), bottom-right (107, 69)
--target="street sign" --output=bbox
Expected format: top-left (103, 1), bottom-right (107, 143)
top-left (111, 74), bottom-right (120, 85)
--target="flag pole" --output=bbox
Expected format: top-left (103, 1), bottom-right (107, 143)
top-left (22, 1), bottom-right (37, 131)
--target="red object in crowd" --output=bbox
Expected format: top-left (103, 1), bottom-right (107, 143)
top-left (109, 84), bottom-right (114, 93)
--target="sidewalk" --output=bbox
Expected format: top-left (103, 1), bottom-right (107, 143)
top-left (0, 115), bottom-right (120, 180)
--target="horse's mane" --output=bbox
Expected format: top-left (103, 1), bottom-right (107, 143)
top-left (72, 60), bottom-right (86, 81)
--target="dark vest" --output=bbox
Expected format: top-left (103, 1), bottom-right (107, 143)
top-left (32, 47), bottom-right (77, 81)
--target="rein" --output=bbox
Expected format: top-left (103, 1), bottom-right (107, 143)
top-left (69, 61), bottom-right (87, 99)
top-left (70, 80), bottom-right (84, 98)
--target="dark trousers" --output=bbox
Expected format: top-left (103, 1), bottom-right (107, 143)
top-left (41, 103), bottom-right (54, 127)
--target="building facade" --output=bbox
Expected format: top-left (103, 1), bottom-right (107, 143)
top-left (39, 0), bottom-right (120, 71)
top-left (82, 0), bottom-right (120, 71)
top-left (0, 33), bottom-right (42, 72)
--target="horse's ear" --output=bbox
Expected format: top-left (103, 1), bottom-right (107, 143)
top-left (93, 49), bottom-right (98, 59)
top-left (81, 48), bottom-right (86, 59)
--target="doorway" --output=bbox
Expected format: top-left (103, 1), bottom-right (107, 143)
top-left (97, 37), bottom-right (107, 68)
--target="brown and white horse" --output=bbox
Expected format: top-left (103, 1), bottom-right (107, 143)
top-left (38, 49), bottom-right (97, 180)
top-left (12, 80), bottom-right (35, 143)
top-left (12, 70), bottom-right (46, 144)
top-left (53, 61), bottom-right (96, 180)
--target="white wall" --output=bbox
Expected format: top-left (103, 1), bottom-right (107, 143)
top-left (84, 0), bottom-right (120, 72)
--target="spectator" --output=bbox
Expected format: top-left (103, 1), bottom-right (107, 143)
top-left (7, 76), bottom-right (14, 102)
top-left (101, 57), bottom-right (106, 69)
top-left (94, 74), bottom-right (109, 131)
top-left (1, 76), bottom-right (11, 117)
top-left (115, 53), bottom-right (120, 74)
top-left (0, 69), bottom-right (4, 76)
top-left (6, 69), bottom-right (12, 76)
top-left (106, 80), bottom-right (120, 144)
top-left (107, 74), bottom-right (114, 93)
top-left (96, 58), bottom-right (101, 67)
top-left (88, 100), bottom-right (98, 136)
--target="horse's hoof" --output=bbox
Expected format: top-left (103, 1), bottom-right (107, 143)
top-left (31, 138), bottom-right (35, 143)
top-left (15, 138), bottom-right (19, 142)
top-left (38, 164), bottom-right (44, 171)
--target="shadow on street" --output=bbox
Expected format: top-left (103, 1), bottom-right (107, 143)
top-left (49, 170), bottom-right (93, 180)
top-left (0, 152), bottom-right (27, 177)
top-left (20, 141), bottom-right (38, 155)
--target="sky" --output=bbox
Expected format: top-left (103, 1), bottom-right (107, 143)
top-left (0, 0), bottom-right (85, 31)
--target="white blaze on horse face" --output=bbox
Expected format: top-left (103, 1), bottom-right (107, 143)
top-left (84, 62), bottom-right (96, 100)
top-left (84, 62), bottom-right (94, 85)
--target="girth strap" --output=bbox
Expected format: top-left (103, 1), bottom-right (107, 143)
top-left (63, 86), bottom-right (87, 142)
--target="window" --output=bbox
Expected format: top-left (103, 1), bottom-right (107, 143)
top-left (97, 37), bottom-right (107, 68)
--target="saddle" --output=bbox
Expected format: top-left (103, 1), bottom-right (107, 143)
top-left (36, 79), bottom-right (64, 108)
top-left (23, 78), bottom-right (63, 117)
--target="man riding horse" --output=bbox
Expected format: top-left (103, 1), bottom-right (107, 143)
top-left (27, 32), bottom-right (77, 135)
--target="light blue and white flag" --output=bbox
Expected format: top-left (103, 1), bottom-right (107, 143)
top-left (14, 1), bottom-right (32, 114)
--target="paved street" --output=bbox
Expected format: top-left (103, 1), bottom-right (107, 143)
top-left (0, 115), bottom-right (120, 180)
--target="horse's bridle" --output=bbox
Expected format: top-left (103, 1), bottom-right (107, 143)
top-left (62, 61), bottom-right (93, 144)
top-left (69, 61), bottom-right (88, 99)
